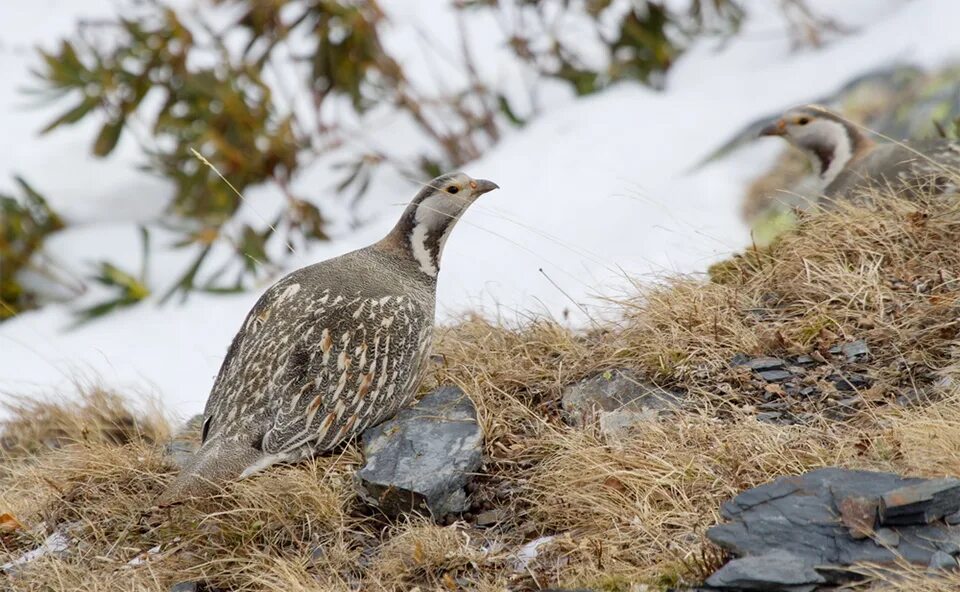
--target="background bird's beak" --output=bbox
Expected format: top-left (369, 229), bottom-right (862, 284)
top-left (759, 119), bottom-right (787, 137)
top-left (474, 179), bottom-right (499, 195)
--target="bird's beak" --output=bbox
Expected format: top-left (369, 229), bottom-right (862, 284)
top-left (474, 179), bottom-right (499, 195)
top-left (759, 119), bottom-right (787, 137)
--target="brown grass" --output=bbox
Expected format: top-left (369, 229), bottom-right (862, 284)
top-left (4, 190), bottom-right (960, 590)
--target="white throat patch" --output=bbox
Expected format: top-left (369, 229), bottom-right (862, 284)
top-left (409, 194), bottom-right (460, 278)
top-left (796, 119), bottom-right (854, 187)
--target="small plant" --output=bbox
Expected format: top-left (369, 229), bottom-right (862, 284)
top-left (72, 228), bottom-right (152, 326)
top-left (0, 176), bottom-right (65, 320)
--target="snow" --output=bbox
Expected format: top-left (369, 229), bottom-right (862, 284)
top-left (2, 0), bottom-right (960, 418)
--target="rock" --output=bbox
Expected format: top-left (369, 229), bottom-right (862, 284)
top-left (598, 407), bottom-right (659, 442)
top-left (705, 550), bottom-right (824, 591)
top-left (475, 508), bottom-right (507, 527)
top-left (874, 528), bottom-right (900, 547)
top-left (828, 373), bottom-right (871, 391)
top-left (840, 340), bottom-right (870, 361)
top-left (169, 583), bottom-right (200, 592)
top-left (561, 369), bottom-right (682, 428)
top-left (706, 468), bottom-right (960, 590)
top-left (879, 479), bottom-right (960, 525)
top-left (734, 356), bottom-right (787, 371)
top-left (355, 386), bottom-right (483, 518)
top-left (928, 550), bottom-right (958, 571)
top-left (757, 369), bottom-right (792, 382)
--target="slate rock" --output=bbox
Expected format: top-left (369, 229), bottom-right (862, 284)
top-left (928, 550), bottom-right (958, 571)
top-left (355, 386), bottom-right (483, 518)
top-left (705, 550), bottom-right (824, 591)
top-left (758, 369), bottom-right (793, 382)
top-left (561, 368), bottom-right (683, 428)
top-left (840, 340), bottom-right (870, 361)
top-left (828, 373), bottom-right (871, 391)
top-left (735, 356), bottom-right (787, 371)
top-left (879, 479), bottom-right (960, 525)
top-left (706, 468), bottom-right (960, 590)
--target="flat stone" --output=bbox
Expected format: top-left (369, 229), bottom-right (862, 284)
top-left (828, 373), bottom-right (871, 391)
top-left (170, 583), bottom-right (200, 592)
top-left (841, 340), bottom-right (870, 361)
top-left (737, 356), bottom-right (787, 371)
top-left (928, 550), bottom-right (957, 571)
top-left (758, 369), bottom-right (793, 382)
top-left (705, 550), bottom-right (824, 591)
top-left (874, 528), bottom-right (900, 547)
top-left (838, 496), bottom-right (876, 539)
top-left (879, 479), bottom-right (960, 525)
top-left (560, 369), bottom-right (683, 428)
top-left (355, 386), bottom-right (483, 518)
top-left (707, 468), bottom-right (960, 588)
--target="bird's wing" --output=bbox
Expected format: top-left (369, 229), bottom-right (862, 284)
top-left (261, 292), bottom-right (431, 455)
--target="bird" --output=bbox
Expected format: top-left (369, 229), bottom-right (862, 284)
top-left (759, 105), bottom-right (960, 202)
top-left (157, 172), bottom-right (499, 505)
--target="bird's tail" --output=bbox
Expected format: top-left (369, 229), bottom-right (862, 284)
top-left (156, 437), bottom-right (262, 506)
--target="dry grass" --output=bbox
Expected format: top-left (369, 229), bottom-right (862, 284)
top-left (5, 189), bottom-right (960, 590)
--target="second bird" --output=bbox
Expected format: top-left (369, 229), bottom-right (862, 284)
top-left (761, 105), bottom-right (960, 203)
top-left (158, 172), bottom-right (498, 505)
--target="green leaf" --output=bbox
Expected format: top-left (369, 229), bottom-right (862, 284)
top-left (93, 118), bottom-right (124, 157)
top-left (40, 97), bottom-right (99, 134)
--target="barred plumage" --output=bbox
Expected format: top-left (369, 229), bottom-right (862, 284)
top-left (157, 172), bottom-right (498, 504)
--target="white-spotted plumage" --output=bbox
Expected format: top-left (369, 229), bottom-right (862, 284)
top-left (157, 172), bottom-right (498, 505)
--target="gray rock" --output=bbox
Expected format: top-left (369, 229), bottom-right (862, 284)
top-left (879, 479), bottom-right (960, 525)
top-left (735, 356), bottom-right (787, 371)
top-left (705, 550), bottom-right (824, 591)
top-left (757, 369), bottom-right (793, 382)
top-left (874, 528), bottom-right (900, 547)
top-left (841, 340), bottom-right (870, 361)
top-left (707, 468), bottom-right (960, 589)
top-left (355, 386), bottom-right (483, 518)
top-left (169, 583), bottom-right (200, 592)
top-left (561, 369), bottom-right (682, 428)
top-left (928, 550), bottom-right (958, 571)
top-left (828, 373), bottom-right (871, 391)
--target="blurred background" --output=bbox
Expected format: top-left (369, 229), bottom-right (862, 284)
top-left (3, 0), bottom-right (960, 415)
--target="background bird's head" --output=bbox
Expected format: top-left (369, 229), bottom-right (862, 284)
top-left (382, 172), bottom-right (499, 277)
top-left (759, 105), bottom-right (870, 186)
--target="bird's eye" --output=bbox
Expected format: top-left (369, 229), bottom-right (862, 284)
top-left (797, 117), bottom-right (810, 125)
top-left (447, 186), bottom-right (459, 194)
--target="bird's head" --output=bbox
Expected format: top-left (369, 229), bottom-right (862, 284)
top-left (381, 172), bottom-right (499, 277)
top-left (759, 105), bottom-right (872, 186)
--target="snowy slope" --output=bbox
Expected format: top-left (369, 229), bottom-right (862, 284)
top-left (2, 0), bottom-right (960, 417)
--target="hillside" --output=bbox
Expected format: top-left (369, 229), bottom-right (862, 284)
top-left (3, 187), bottom-right (960, 591)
